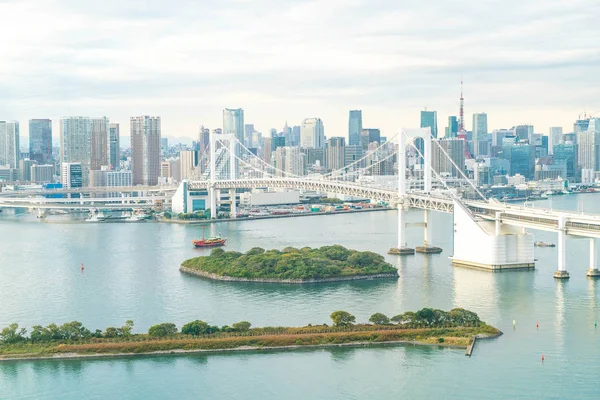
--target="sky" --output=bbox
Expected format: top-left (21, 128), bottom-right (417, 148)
top-left (1, 0), bottom-right (599, 144)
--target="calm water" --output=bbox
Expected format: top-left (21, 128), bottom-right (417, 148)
top-left (1, 195), bottom-right (599, 399)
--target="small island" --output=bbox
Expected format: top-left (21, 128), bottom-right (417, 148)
top-left (0, 308), bottom-right (501, 361)
top-left (180, 245), bottom-right (398, 283)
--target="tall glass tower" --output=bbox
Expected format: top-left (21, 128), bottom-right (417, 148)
top-left (348, 110), bottom-right (362, 146)
top-left (29, 119), bottom-right (52, 164)
top-left (420, 110), bottom-right (438, 138)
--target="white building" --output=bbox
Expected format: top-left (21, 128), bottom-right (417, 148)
top-left (61, 162), bottom-right (83, 189)
top-left (60, 117), bottom-right (91, 185)
top-left (223, 108), bottom-right (244, 147)
top-left (507, 174), bottom-right (526, 186)
top-left (131, 116), bottom-right (161, 185)
top-left (31, 164), bottom-right (54, 183)
top-left (300, 118), bottom-right (325, 148)
top-left (0, 121), bottom-right (20, 169)
top-left (548, 127), bottom-right (563, 155)
top-left (472, 113), bottom-right (488, 157)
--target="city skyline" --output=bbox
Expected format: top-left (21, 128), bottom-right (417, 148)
top-left (0, 1), bottom-right (598, 142)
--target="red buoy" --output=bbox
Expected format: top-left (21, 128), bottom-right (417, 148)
top-left (541, 354), bottom-right (545, 362)
top-left (536, 322), bottom-right (539, 329)
top-left (80, 263), bottom-right (84, 271)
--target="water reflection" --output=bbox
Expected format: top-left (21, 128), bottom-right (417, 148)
top-left (554, 280), bottom-right (566, 351)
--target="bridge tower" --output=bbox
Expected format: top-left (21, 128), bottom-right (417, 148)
top-left (389, 128), bottom-right (441, 255)
top-left (209, 132), bottom-right (237, 219)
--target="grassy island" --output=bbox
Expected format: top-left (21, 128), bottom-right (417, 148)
top-left (180, 245), bottom-right (398, 283)
top-left (0, 309), bottom-right (501, 361)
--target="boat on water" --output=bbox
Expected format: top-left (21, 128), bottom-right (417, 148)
top-left (535, 241), bottom-right (556, 247)
top-left (124, 213), bottom-right (146, 222)
top-left (192, 226), bottom-right (227, 248)
top-left (85, 211), bottom-right (108, 222)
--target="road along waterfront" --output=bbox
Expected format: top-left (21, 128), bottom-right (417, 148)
top-left (0, 194), bottom-right (599, 399)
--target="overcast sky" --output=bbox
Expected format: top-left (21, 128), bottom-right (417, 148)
top-left (1, 0), bottom-right (598, 143)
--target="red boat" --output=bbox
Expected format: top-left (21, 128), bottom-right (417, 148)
top-left (192, 227), bottom-right (227, 248)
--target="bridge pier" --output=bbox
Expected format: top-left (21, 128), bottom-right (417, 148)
top-left (229, 189), bottom-right (236, 219)
top-left (416, 209), bottom-right (442, 254)
top-left (209, 187), bottom-right (217, 219)
top-left (388, 206), bottom-right (414, 255)
top-left (587, 238), bottom-right (600, 277)
top-left (554, 216), bottom-right (570, 279)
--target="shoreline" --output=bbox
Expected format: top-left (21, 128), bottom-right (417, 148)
top-left (0, 332), bottom-right (502, 363)
top-left (179, 266), bottom-right (399, 284)
top-left (160, 207), bottom-right (392, 224)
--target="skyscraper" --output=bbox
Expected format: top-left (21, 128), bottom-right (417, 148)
top-left (360, 129), bottom-right (381, 151)
top-left (327, 137), bottom-right (346, 171)
top-left (445, 116), bottom-right (458, 138)
top-left (0, 121), bottom-right (20, 168)
top-left (90, 117), bottom-right (109, 171)
top-left (472, 113), bottom-right (488, 157)
top-left (432, 138), bottom-right (465, 177)
top-left (131, 116), bottom-right (161, 185)
top-left (244, 124), bottom-right (254, 147)
top-left (420, 110), bottom-right (438, 138)
top-left (300, 118), bottom-right (325, 148)
top-left (61, 162), bottom-right (83, 189)
top-left (577, 118), bottom-right (600, 172)
top-left (548, 127), bottom-right (563, 155)
top-left (223, 108), bottom-right (244, 146)
top-left (348, 110), bottom-right (362, 146)
top-left (198, 127), bottom-right (210, 153)
top-left (60, 117), bottom-right (91, 185)
top-left (179, 150), bottom-right (199, 180)
top-left (29, 119), bottom-right (52, 165)
top-left (109, 123), bottom-right (120, 170)
top-left (515, 125), bottom-right (534, 143)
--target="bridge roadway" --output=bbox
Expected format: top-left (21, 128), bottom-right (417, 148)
top-left (0, 185), bottom-right (178, 197)
top-left (3, 177), bottom-right (600, 238)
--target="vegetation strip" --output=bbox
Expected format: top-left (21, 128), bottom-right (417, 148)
top-left (181, 245), bottom-right (398, 283)
top-left (0, 309), bottom-right (501, 361)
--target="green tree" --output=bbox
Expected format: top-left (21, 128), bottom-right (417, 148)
top-left (391, 311), bottom-right (416, 326)
top-left (232, 321), bottom-right (251, 332)
top-left (104, 327), bottom-right (119, 338)
top-left (148, 323), bottom-right (178, 337)
top-left (330, 311), bottom-right (356, 327)
top-left (181, 320), bottom-right (210, 336)
top-left (0, 323), bottom-right (27, 344)
top-left (118, 320), bottom-right (134, 337)
top-left (246, 247), bottom-right (265, 256)
top-left (368, 313), bottom-right (390, 325)
top-left (415, 308), bottom-right (435, 326)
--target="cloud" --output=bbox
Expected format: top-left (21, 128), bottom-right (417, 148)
top-left (0, 0), bottom-right (598, 141)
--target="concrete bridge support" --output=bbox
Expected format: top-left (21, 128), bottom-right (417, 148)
top-left (416, 209), bottom-right (442, 254)
top-left (587, 238), bottom-right (600, 277)
top-left (554, 216), bottom-right (570, 279)
top-left (209, 187), bottom-right (217, 219)
top-left (229, 189), bottom-right (237, 219)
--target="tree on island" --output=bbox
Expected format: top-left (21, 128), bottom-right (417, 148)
top-left (148, 323), bottom-right (178, 337)
top-left (368, 313), bottom-right (390, 325)
top-left (0, 323), bottom-right (27, 344)
top-left (232, 321), bottom-right (252, 332)
top-left (330, 311), bottom-right (356, 327)
top-left (182, 320), bottom-right (211, 336)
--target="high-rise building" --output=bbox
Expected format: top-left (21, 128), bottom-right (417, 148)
top-left (19, 158), bottom-right (35, 181)
top-left (548, 127), bottom-right (563, 155)
top-left (29, 119), bottom-right (52, 165)
top-left (348, 110), bottom-right (362, 146)
top-left (472, 113), bottom-right (488, 157)
top-left (300, 118), bottom-right (325, 148)
top-left (272, 136), bottom-right (286, 150)
top-left (502, 139), bottom-right (535, 179)
top-left (577, 118), bottom-right (600, 171)
top-left (344, 145), bottom-right (364, 168)
top-left (31, 164), bottom-right (54, 183)
top-left (284, 146), bottom-right (304, 176)
top-left (60, 117), bottom-right (91, 185)
top-left (445, 116), bottom-right (458, 138)
top-left (432, 138), bottom-right (466, 177)
top-left (327, 137), bottom-right (346, 172)
top-left (515, 125), bottom-right (534, 143)
top-left (90, 117), bottom-right (109, 171)
top-left (198, 127), bottom-right (210, 153)
top-left (244, 124), bottom-right (254, 147)
top-left (109, 123), bottom-right (120, 170)
top-left (420, 110), bottom-right (438, 138)
top-left (360, 129), bottom-right (381, 151)
top-left (574, 118), bottom-right (590, 134)
top-left (161, 138), bottom-right (169, 153)
top-left (179, 150), bottom-right (199, 180)
top-left (131, 116), bottom-right (161, 185)
top-left (61, 162), bottom-right (83, 189)
top-left (0, 121), bottom-right (20, 168)
top-left (301, 147), bottom-right (327, 171)
top-left (553, 142), bottom-right (577, 179)
top-left (262, 137), bottom-right (273, 164)
top-left (291, 126), bottom-right (301, 147)
top-left (223, 108), bottom-right (244, 146)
